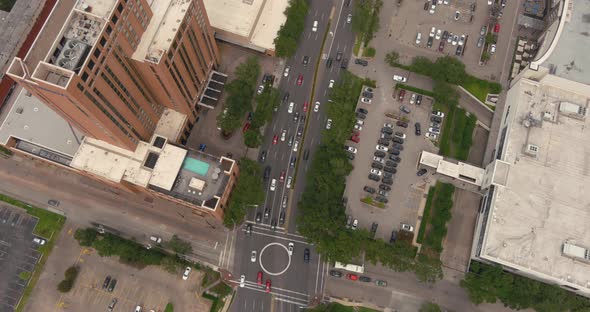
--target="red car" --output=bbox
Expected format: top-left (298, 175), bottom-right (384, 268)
top-left (438, 41), bottom-right (445, 52)
top-left (265, 279), bottom-right (271, 293)
top-left (257, 271), bottom-right (263, 285)
top-left (494, 23), bottom-right (500, 33)
top-left (346, 274), bottom-right (358, 281)
top-left (272, 135), bottom-right (279, 145)
top-left (297, 74), bottom-right (304, 86)
top-left (350, 135), bottom-right (360, 143)
top-left (398, 89), bottom-right (406, 101)
top-left (279, 171), bottom-right (286, 182)
top-left (242, 122), bottom-right (251, 133)
top-left (303, 101), bottom-right (309, 112)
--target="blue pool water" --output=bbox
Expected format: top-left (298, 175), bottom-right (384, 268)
top-left (182, 157), bottom-right (210, 176)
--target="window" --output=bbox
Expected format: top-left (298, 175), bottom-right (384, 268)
top-left (117, 3), bottom-right (124, 13)
top-left (93, 48), bottom-right (101, 58)
top-left (111, 14), bottom-right (118, 25)
top-left (106, 25), bottom-right (112, 35)
top-left (76, 83), bottom-right (84, 91)
top-left (88, 60), bottom-right (95, 70)
top-left (100, 37), bottom-right (107, 47)
top-left (81, 72), bottom-right (89, 82)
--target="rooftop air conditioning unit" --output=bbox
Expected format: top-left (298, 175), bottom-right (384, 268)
top-left (525, 144), bottom-right (539, 157)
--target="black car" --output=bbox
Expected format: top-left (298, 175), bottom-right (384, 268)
top-left (390, 149), bottom-right (401, 155)
top-left (396, 121), bottom-right (408, 128)
top-left (362, 92), bottom-right (373, 98)
top-left (375, 196), bottom-right (388, 203)
top-left (392, 137), bottom-right (404, 144)
top-left (455, 45), bottom-right (463, 56)
top-left (384, 166), bottom-right (397, 174)
top-left (336, 51), bottom-right (343, 61)
top-left (431, 116), bottom-right (443, 123)
top-left (385, 160), bottom-right (397, 167)
top-left (423, 1), bottom-right (429, 10)
top-left (264, 207), bottom-right (270, 220)
top-left (264, 166), bottom-right (271, 180)
top-left (368, 174), bottom-right (380, 181)
top-left (416, 94), bottom-right (422, 105)
top-left (382, 178), bottom-right (394, 185)
top-left (303, 55), bottom-right (310, 65)
top-left (357, 108), bottom-right (368, 114)
top-left (282, 92), bottom-right (290, 103)
top-left (304, 248), bottom-right (311, 263)
top-left (255, 212), bottom-right (262, 223)
top-left (383, 172), bottom-right (393, 178)
top-left (356, 112), bottom-right (366, 119)
top-left (363, 186), bottom-right (376, 194)
top-left (246, 224), bottom-right (252, 235)
top-left (355, 58), bottom-right (369, 66)
top-left (103, 276), bottom-right (112, 289)
top-left (442, 30), bottom-right (449, 40)
top-left (107, 278), bottom-right (117, 292)
top-left (379, 184), bottom-right (391, 191)
top-left (259, 151), bottom-right (267, 163)
top-left (326, 58), bottom-right (333, 68)
top-left (303, 149), bottom-right (310, 160)
top-left (380, 133), bottom-right (392, 140)
top-left (378, 138), bottom-right (390, 146)
top-left (370, 222), bottom-right (378, 237)
top-left (279, 211), bottom-right (285, 225)
top-left (374, 151), bottom-right (386, 158)
top-left (371, 162), bottom-right (384, 170)
top-left (390, 230), bottom-right (397, 243)
top-left (297, 125), bottom-right (304, 137)
top-left (381, 127), bottom-right (393, 134)
top-left (392, 144), bottom-right (404, 150)
top-left (293, 111), bottom-right (299, 122)
top-left (417, 168), bottom-right (428, 176)
top-left (271, 219), bottom-right (277, 230)
top-left (330, 270), bottom-right (343, 277)
top-left (290, 156), bottom-right (296, 168)
top-left (340, 58), bottom-right (348, 69)
top-left (415, 122), bottom-right (422, 135)
top-left (427, 37), bottom-right (433, 48)
top-left (389, 155), bottom-right (401, 162)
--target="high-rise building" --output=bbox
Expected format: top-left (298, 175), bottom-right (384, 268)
top-left (6, 0), bottom-right (220, 150)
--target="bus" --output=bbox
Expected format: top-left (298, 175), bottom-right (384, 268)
top-left (334, 261), bottom-right (364, 274)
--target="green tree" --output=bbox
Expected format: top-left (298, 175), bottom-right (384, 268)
top-left (223, 158), bottom-right (265, 226)
top-left (274, 0), bottom-right (309, 58)
top-left (74, 228), bottom-right (97, 246)
top-left (432, 56), bottom-right (466, 84)
top-left (420, 302), bottom-right (442, 312)
top-left (167, 235), bottom-right (193, 255)
top-left (433, 81), bottom-right (459, 107)
top-left (363, 46), bottom-right (376, 57)
top-left (385, 51), bottom-right (400, 67)
top-left (485, 33), bottom-right (495, 44)
top-left (481, 51), bottom-right (490, 61)
top-left (243, 129), bottom-right (262, 148)
top-left (219, 56), bottom-right (260, 134)
top-left (409, 56), bottom-right (434, 76)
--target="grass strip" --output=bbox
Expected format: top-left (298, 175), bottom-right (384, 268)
top-left (395, 83), bottom-right (434, 97)
top-left (416, 187), bottom-right (435, 244)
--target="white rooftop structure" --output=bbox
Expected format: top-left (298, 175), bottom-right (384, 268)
top-left (154, 108), bottom-right (187, 143)
top-left (418, 151), bottom-right (485, 186)
top-left (476, 73), bottom-right (590, 296)
top-left (203, 0), bottom-right (289, 53)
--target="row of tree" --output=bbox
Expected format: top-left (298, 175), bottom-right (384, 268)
top-left (244, 85), bottom-right (280, 148)
top-left (222, 158), bottom-right (265, 226)
top-left (274, 0), bottom-right (309, 58)
top-left (296, 72), bottom-right (442, 282)
top-left (351, 0), bottom-right (383, 46)
top-left (217, 57), bottom-right (260, 136)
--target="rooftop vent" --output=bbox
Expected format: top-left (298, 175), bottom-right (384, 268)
top-left (152, 136), bottom-right (166, 149)
top-left (559, 102), bottom-right (587, 119)
top-left (525, 144), bottom-right (539, 157)
top-left (563, 241), bottom-right (590, 263)
top-left (15, 107), bottom-right (23, 114)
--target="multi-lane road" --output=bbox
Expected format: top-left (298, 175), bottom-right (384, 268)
top-left (230, 0), bottom-right (357, 311)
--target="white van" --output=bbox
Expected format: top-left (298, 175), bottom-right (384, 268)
top-left (393, 75), bottom-right (408, 82)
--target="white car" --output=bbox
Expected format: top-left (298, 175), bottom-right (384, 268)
top-left (394, 132), bottom-right (407, 139)
top-left (490, 44), bottom-right (497, 54)
top-left (280, 129), bottom-right (287, 141)
top-left (426, 132), bottom-right (439, 140)
top-left (428, 127), bottom-right (441, 134)
top-left (283, 66), bottom-right (290, 77)
top-left (345, 146), bottom-right (358, 154)
top-left (443, 0), bottom-right (449, 4)
top-left (415, 32), bottom-right (422, 44)
top-left (240, 275), bottom-right (246, 287)
top-left (454, 10), bottom-right (460, 20)
top-left (286, 176), bottom-right (293, 189)
top-left (288, 102), bottom-right (295, 113)
top-left (401, 223), bottom-right (414, 232)
top-left (134, 306), bottom-right (142, 312)
top-left (251, 250), bottom-right (257, 262)
top-left (270, 179), bottom-right (277, 191)
top-left (33, 237), bottom-right (46, 245)
top-left (257, 85), bottom-right (264, 95)
top-left (370, 169), bottom-right (382, 176)
top-left (361, 97), bottom-right (372, 104)
top-left (373, 156), bottom-right (384, 162)
top-left (435, 29), bottom-right (442, 40)
top-left (356, 119), bottom-right (364, 126)
top-left (432, 111), bottom-right (445, 118)
top-left (488, 0), bottom-right (493, 4)
top-left (293, 140), bottom-right (299, 151)
top-left (447, 32), bottom-right (453, 43)
top-left (347, 14), bottom-right (352, 23)
top-left (312, 20), bottom-right (318, 32)
top-left (375, 145), bottom-right (388, 152)
top-left (429, 4), bottom-right (436, 14)
top-left (352, 219), bottom-right (358, 230)
top-left (429, 27), bottom-right (436, 38)
top-left (383, 122), bottom-right (393, 128)
top-left (326, 119), bottom-right (333, 130)
top-left (314, 101), bottom-right (320, 112)
top-left (458, 35), bottom-right (466, 46)
top-left (354, 124), bottom-right (363, 131)
top-left (182, 267), bottom-right (191, 280)
top-left (328, 79), bottom-right (335, 88)
top-left (451, 35), bottom-right (458, 45)
top-left (288, 242), bottom-right (294, 255)
top-left (410, 93), bottom-right (416, 104)
top-left (393, 75), bottom-right (407, 82)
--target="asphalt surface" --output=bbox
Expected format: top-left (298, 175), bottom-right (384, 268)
top-left (230, 0), bottom-right (357, 311)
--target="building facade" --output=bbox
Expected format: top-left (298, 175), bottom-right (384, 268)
top-left (6, 0), bottom-right (219, 150)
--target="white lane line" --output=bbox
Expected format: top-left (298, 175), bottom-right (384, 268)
top-left (324, 89), bottom-right (327, 96)
top-left (273, 123), bottom-right (278, 132)
top-left (314, 8), bottom-right (318, 16)
top-left (326, 0), bottom-right (345, 57)
top-left (275, 297), bottom-right (308, 307)
top-left (219, 231), bottom-right (230, 267)
top-left (314, 253), bottom-right (322, 293)
top-left (343, 43), bottom-right (348, 54)
top-left (307, 32), bottom-right (311, 40)
top-left (250, 230), bottom-right (310, 244)
top-left (237, 284), bottom-right (308, 304)
top-left (226, 225), bottom-right (237, 269)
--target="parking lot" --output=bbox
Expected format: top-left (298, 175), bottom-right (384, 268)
top-left (25, 225), bottom-right (211, 312)
top-left (343, 80), bottom-right (439, 242)
top-left (0, 205), bottom-right (42, 312)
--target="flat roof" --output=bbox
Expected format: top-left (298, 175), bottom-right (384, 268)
top-left (0, 89), bottom-right (83, 157)
top-left (481, 74), bottom-right (590, 291)
top-left (203, 0), bottom-right (289, 51)
top-left (542, 0), bottom-right (590, 85)
top-left (149, 143), bottom-right (187, 190)
top-left (419, 151), bottom-right (485, 186)
top-left (154, 108), bottom-right (187, 143)
top-left (133, 0), bottom-right (190, 63)
top-left (75, 0), bottom-right (116, 19)
top-left (71, 137), bottom-right (136, 182)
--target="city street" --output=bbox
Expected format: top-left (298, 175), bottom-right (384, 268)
top-left (230, 0), bottom-right (356, 311)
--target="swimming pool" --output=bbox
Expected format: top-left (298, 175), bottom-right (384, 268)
top-left (182, 157), bottom-right (210, 176)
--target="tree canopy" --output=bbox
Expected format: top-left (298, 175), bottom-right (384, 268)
top-left (274, 0), bottom-right (309, 58)
top-left (223, 158), bottom-right (265, 226)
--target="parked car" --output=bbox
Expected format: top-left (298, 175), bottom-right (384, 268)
top-left (361, 97), bottom-right (372, 104)
top-left (376, 280), bottom-right (388, 287)
top-left (417, 168), bottom-right (428, 176)
top-left (359, 276), bottom-right (372, 282)
top-left (477, 36), bottom-right (484, 48)
top-left (358, 108), bottom-right (368, 114)
top-left (392, 137), bottom-right (404, 144)
top-left (107, 298), bottom-right (118, 312)
top-left (400, 105), bottom-right (411, 113)
top-left (304, 248), bottom-right (310, 263)
top-left (330, 270), bottom-right (343, 277)
top-left (346, 274), bottom-right (359, 281)
top-left (364, 186), bottom-right (376, 194)
top-left (490, 44), bottom-right (496, 54)
top-left (396, 121), bottom-right (408, 128)
top-left (416, 94), bottom-right (422, 105)
top-left (355, 58), bottom-right (368, 66)
top-left (393, 75), bottom-right (407, 82)
top-left (415, 32), bottom-right (422, 44)
top-left (372, 162), bottom-right (384, 170)
top-left (415, 122), bottom-right (421, 135)
top-left (103, 276), bottom-right (112, 289)
top-left (390, 230), bottom-right (397, 243)
top-left (401, 223), bottom-right (414, 232)
top-left (108, 278), bottom-right (118, 291)
top-left (480, 25), bottom-right (487, 36)
top-left (380, 184), bottom-right (391, 191)
top-left (374, 150), bottom-right (386, 158)
top-left (368, 174), bottom-right (380, 182)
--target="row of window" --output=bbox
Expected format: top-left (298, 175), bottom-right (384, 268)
top-left (84, 89), bottom-right (138, 144)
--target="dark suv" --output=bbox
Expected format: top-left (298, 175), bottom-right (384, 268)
top-left (355, 58), bottom-right (369, 66)
top-left (330, 270), bottom-right (343, 277)
top-left (415, 122), bottom-right (422, 135)
top-left (304, 248), bottom-right (311, 263)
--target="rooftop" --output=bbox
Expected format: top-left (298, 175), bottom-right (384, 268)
top-left (0, 89), bottom-right (83, 164)
top-left (154, 108), bottom-right (187, 143)
top-left (418, 151), bottom-right (485, 186)
top-left (203, 0), bottom-right (289, 52)
top-left (481, 74), bottom-right (590, 291)
top-left (541, 0), bottom-right (590, 85)
top-left (133, 0), bottom-right (191, 63)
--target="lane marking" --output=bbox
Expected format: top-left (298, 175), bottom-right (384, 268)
top-left (326, 0), bottom-right (346, 57)
top-left (250, 230), bottom-right (310, 244)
